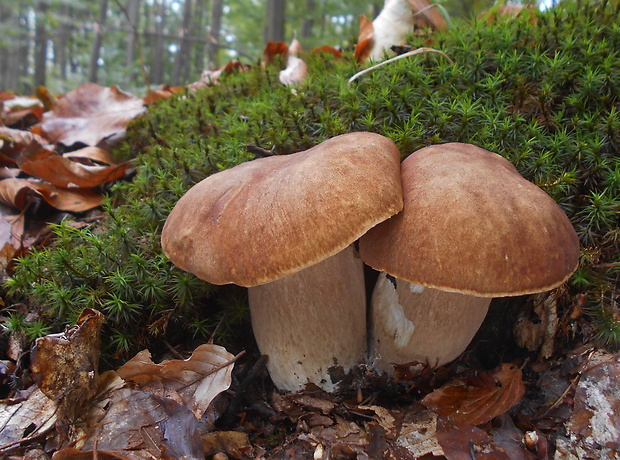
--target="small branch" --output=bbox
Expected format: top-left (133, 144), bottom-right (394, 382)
top-left (348, 48), bottom-right (453, 86)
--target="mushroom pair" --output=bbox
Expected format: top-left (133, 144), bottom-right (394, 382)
top-left (162, 136), bottom-right (580, 392)
top-left (359, 143), bottom-right (580, 373)
top-left (161, 132), bottom-right (403, 392)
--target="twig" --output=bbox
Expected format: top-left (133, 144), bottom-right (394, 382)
top-left (348, 48), bottom-right (453, 86)
top-left (535, 348), bottom-right (595, 419)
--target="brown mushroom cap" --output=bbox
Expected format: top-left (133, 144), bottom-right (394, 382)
top-left (161, 132), bottom-right (403, 287)
top-left (359, 142), bottom-right (580, 297)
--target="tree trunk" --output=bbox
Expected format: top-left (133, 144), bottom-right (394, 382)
top-left (34, 2), bottom-right (49, 88)
top-left (89, 0), bottom-right (109, 83)
top-left (17, 11), bottom-right (31, 93)
top-left (206, 0), bottom-right (223, 68)
top-left (55, 5), bottom-right (70, 81)
top-left (172, 0), bottom-right (193, 85)
top-left (124, 0), bottom-right (140, 67)
top-left (151, 0), bottom-right (167, 85)
top-left (301, 0), bottom-right (315, 39)
top-left (191, 0), bottom-right (209, 71)
top-left (264, 0), bottom-right (286, 43)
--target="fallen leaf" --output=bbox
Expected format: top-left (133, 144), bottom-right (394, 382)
top-left (262, 41), bottom-right (289, 64)
top-left (18, 141), bottom-right (133, 188)
top-left (421, 363), bottom-right (526, 426)
top-left (362, 405), bottom-right (444, 458)
top-left (202, 431), bottom-right (252, 457)
top-left (0, 126), bottom-right (51, 166)
top-left (436, 416), bottom-right (510, 460)
top-left (187, 61), bottom-right (248, 92)
top-left (0, 178), bottom-right (105, 212)
top-left (356, 0), bottom-right (446, 63)
top-left (30, 309), bottom-right (104, 423)
top-left (73, 388), bottom-right (204, 459)
top-left (40, 83), bottom-right (146, 147)
top-left (565, 351), bottom-right (620, 454)
top-left (354, 15), bottom-right (375, 62)
top-left (0, 207), bottom-right (25, 276)
top-left (356, 0), bottom-right (417, 62)
top-left (310, 46), bottom-right (343, 58)
top-left (35, 85), bottom-right (57, 111)
top-left (116, 343), bottom-right (236, 420)
top-left (0, 178), bottom-right (41, 210)
top-left (0, 386), bottom-right (58, 449)
top-left (409, 0), bottom-right (447, 32)
top-left (1, 97), bottom-right (44, 129)
top-left (143, 85), bottom-right (184, 105)
top-left (63, 146), bottom-right (117, 166)
top-left (279, 36), bottom-right (308, 87)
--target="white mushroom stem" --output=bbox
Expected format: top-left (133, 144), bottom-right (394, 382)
top-left (370, 272), bottom-right (491, 374)
top-left (248, 245), bottom-right (367, 392)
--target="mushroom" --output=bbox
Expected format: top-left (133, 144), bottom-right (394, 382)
top-left (161, 132), bottom-right (403, 392)
top-left (359, 143), bottom-right (580, 374)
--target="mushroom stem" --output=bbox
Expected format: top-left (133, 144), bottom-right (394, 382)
top-left (248, 245), bottom-right (367, 392)
top-left (370, 273), bottom-right (491, 374)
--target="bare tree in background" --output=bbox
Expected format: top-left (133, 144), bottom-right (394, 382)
top-left (34, 2), bottom-right (49, 88)
top-left (264, 0), bottom-right (285, 43)
top-left (125, 0), bottom-right (140, 67)
top-left (151, 0), bottom-right (167, 85)
top-left (89, 0), bottom-right (109, 83)
top-left (206, 0), bottom-right (223, 68)
top-left (172, 0), bottom-right (193, 85)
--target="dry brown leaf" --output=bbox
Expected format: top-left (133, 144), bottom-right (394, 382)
top-left (564, 351), bottom-right (620, 455)
top-left (0, 178), bottom-right (41, 210)
top-left (310, 46), bottom-right (343, 58)
top-left (73, 388), bottom-right (204, 459)
top-left (40, 83), bottom-right (145, 147)
top-left (436, 416), bottom-right (510, 459)
top-left (354, 15), bottom-right (375, 62)
top-left (0, 386), bottom-right (58, 449)
top-left (143, 85), bottom-right (184, 105)
top-left (18, 141), bottom-right (132, 188)
top-left (35, 85), bottom-right (57, 111)
top-left (52, 447), bottom-right (138, 459)
top-left (37, 182), bottom-right (105, 212)
top-left (361, 405), bottom-right (444, 458)
top-left (1, 97), bottom-right (44, 129)
top-left (262, 41), bottom-right (289, 64)
top-left (409, 0), bottom-right (447, 31)
top-left (358, 0), bottom-right (415, 62)
top-left (202, 431), bottom-right (252, 457)
top-left (421, 363), bottom-right (526, 426)
top-left (0, 178), bottom-right (105, 212)
top-left (0, 167), bottom-right (21, 179)
top-left (116, 343), bottom-right (236, 420)
top-left (30, 308), bottom-right (104, 422)
top-left (0, 208), bottom-right (25, 276)
top-left (279, 37), bottom-right (308, 86)
top-left (188, 61), bottom-right (248, 92)
top-left (0, 126), bottom-right (51, 166)
top-left (63, 146), bottom-right (117, 166)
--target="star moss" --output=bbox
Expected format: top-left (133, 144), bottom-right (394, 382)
top-left (6, 0), bottom-right (620, 360)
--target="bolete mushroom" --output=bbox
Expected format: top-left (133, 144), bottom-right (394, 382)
top-left (359, 143), bottom-right (580, 373)
top-left (161, 132), bottom-right (403, 392)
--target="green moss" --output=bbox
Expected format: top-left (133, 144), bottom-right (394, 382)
top-left (5, 0), bottom-right (620, 359)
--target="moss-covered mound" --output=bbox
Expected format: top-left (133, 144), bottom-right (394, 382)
top-left (6, 0), bottom-right (620, 361)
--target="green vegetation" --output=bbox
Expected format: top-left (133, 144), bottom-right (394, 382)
top-left (5, 0), bottom-right (620, 362)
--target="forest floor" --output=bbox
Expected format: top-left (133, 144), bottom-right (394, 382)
top-left (0, 211), bottom-right (618, 459)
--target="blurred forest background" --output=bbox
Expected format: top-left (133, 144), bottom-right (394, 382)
top-left (0, 0), bottom-right (548, 95)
